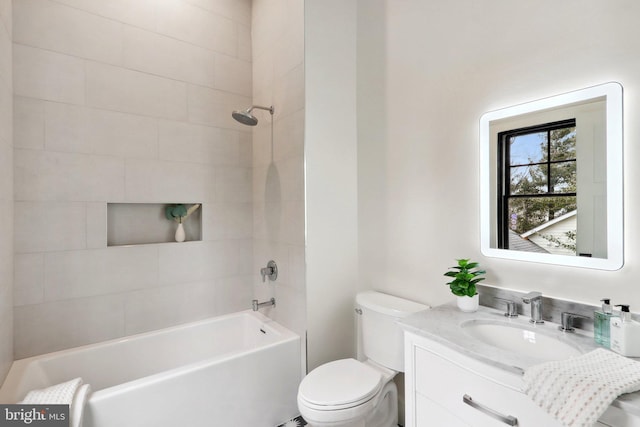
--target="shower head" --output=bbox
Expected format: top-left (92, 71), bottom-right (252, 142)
top-left (232, 105), bottom-right (274, 126)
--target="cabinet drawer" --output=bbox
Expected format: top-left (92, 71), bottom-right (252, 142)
top-left (415, 392), bottom-right (470, 427)
top-left (414, 346), bottom-right (561, 427)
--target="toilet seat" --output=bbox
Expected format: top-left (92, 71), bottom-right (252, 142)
top-left (298, 358), bottom-right (383, 410)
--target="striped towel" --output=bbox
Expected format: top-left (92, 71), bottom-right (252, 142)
top-left (523, 348), bottom-right (640, 426)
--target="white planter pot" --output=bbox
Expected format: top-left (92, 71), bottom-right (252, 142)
top-left (175, 223), bottom-right (186, 242)
top-left (457, 294), bottom-right (479, 312)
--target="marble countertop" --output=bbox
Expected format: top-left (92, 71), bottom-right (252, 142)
top-left (399, 302), bottom-right (640, 417)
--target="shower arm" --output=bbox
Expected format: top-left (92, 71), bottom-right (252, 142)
top-left (247, 105), bottom-right (274, 115)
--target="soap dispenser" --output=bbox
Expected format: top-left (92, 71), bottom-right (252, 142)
top-left (594, 298), bottom-right (613, 348)
top-left (610, 305), bottom-right (640, 357)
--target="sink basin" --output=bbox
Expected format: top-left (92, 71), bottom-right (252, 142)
top-left (461, 320), bottom-right (582, 361)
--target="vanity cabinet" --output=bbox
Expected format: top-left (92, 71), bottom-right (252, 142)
top-left (404, 331), bottom-right (637, 427)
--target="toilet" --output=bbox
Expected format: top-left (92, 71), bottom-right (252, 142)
top-left (297, 291), bottom-right (428, 427)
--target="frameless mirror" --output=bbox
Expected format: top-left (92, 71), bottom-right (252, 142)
top-left (480, 82), bottom-right (623, 270)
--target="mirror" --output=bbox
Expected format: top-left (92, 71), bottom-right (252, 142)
top-left (480, 82), bottom-right (623, 270)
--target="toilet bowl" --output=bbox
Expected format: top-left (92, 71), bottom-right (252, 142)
top-left (297, 291), bottom-right (429, 427)
top-left (297, 359), bottom-right (397, 427)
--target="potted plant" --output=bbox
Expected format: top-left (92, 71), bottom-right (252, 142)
top-left (444, 258), bottom-right (485, 312)
top-left (165, 204), bottom-right (200, 242)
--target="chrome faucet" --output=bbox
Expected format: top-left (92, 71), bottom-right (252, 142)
top-left (559, 312), bottom-right (590, 333)
top-left (522, 291), bottom-right (544, 324)
top-left (252, 298), bottom-right (276, 311)
top-left (495, 298), bottom-right (518, 318)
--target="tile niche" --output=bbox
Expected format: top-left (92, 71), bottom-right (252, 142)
top-left (107, 203), bottom-right (202, 246)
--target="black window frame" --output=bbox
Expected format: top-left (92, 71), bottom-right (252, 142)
top-left (497, 118), bottom-right (577, 249)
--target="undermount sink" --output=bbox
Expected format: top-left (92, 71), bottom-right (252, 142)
top-left (461, 319), bottom-right (582, 361)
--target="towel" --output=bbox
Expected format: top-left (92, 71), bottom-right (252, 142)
top-left (20, 377), bottom-right (91, 427)
top-left (523, 348), bottom-right (640, 427)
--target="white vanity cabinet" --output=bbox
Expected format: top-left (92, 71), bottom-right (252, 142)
top-left (404, 331), bottom-right (637, 427)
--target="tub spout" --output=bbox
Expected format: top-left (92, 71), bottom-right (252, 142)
top-left (252, 298), bottom-right (276, 311)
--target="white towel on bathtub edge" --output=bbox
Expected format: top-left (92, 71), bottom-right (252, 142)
top-left (523, 348), bottom-right (640, 427)
top-left (19, 377), bottom-right (91, 427)
top-left (20, 377), bottom-right (83, 405)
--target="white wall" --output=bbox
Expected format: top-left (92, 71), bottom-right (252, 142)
top-left (357, 1), bottom-right (640, 308)
top-left (0, 0), bottom-right (12, 381)
top-left (251, 0), bottom-right (306, 358)
top-left (12, 0), bottom-right (254, 358)
top-left (305, 0), bottom-right (359, 371)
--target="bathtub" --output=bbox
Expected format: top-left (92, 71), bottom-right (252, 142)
top-left (0, 310), bottom-right (301, 427)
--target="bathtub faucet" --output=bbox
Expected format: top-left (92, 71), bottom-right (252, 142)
top-left (252, 298), bottom-right (276, 311)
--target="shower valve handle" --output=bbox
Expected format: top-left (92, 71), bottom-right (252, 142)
top-left (260, 260), bottom-right (278, 283)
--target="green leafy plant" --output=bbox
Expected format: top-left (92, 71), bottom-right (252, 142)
top-left (444, 259), bottom-right (485, 297)
top-left (165, 204), bottom-right (200, 224)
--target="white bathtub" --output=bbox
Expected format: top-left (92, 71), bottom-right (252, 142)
top-left (0, 310), bottom-right (301, 427)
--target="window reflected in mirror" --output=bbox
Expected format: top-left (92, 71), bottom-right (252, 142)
top-left (498, 120), bottom-right (578, 256)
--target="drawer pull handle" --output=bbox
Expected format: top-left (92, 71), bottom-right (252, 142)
top-left (463, 394), bottom-right (518, 426)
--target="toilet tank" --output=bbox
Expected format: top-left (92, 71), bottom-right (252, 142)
top-left (356, 291), bottom-right (429, 372)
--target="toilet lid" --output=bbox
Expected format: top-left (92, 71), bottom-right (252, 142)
top-left (298, 359), bottom-right (382, 408)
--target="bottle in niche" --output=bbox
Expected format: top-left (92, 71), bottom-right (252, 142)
top-left (594, 298), bottom-right (613, 348)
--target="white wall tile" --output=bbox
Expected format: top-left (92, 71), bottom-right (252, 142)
top-left (44, 246), bottom-right (159, 301)
top-left (273, 108), bottom-right (304, 162)
top-left (124, 158), bottom-right (216, 202)
top-left (0, 80), bottom-right (11, 145)
top-left (187, 84), bottom-right (251, 130)
top-left (273, 63), bottom-right (304, 119)
top-left (14, 149), bottom-right (125, 201)
top-left (44, 101), bottom-right (90, 153)
top-left (86, 61), bottom-right (187, 120)
top-left (50, 0), bottom-right (157, 31)
top-left (123, 26), bottom-right (216, 88)
top-left (123, 280), bottom-right (217, 335)
top-left (13, 253), bottom-right (44, 306)
top-left (14, 201), bottom-right (86, 253)
top-left (14, 0), bottom-right (123, 65)
top-left (237, 24), bottom-right (252, 62)
top-left (202, 202), bottom-right (252, 240)
top-left (155, 1), bottom-right (237, 55)
top-left (0, 0), bottom-right (11, 35)
top-left (86, 202), bottom-right (106, 249)
top-left (13, 96), bottom-right (44, 150)
top-left (184, 0), bottom-right (251, 26)
top-left (0, 13), bottom-right (11, 90)
top-left (0, 0), bottom-right (10, 382)
top-left (216, 167), bottom-right (252, 203)
top-left (214, 55), bottom-right (252, 97)
top-left (157, 241), bottom-right (215, 286)
top-left (13, 44), bottom-right (85, 104)
top-left (158, 121), bottom-right (245, 166)
top-left (14, 294), bottom-right (125, 358)
top-left (214, 275), bottom-right (252, 314)
top-left (87, 108), bottom-right (158, 158)
top-left (0, 139), bottom-right (11, 198)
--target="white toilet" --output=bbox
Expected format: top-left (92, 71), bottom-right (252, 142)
top-left (297, 291), bottom-right (428, 427)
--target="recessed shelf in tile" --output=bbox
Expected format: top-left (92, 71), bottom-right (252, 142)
top-left (107, 203), bottom-right (202, 246)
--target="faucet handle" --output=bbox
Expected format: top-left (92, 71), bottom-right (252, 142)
top-left (522, 291), bottom-right (542, 303)
top-left (495, 298), bottom-right (518, 318)
top-left (559, 312), bottom-right (590, 332)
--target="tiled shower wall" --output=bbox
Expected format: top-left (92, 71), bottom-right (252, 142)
top-left (0, 0), bottom-right (13, 380)
top-left (251, 0), bottom-right (305, 343)
top-left (12, 0), bottom-right (254, 358)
